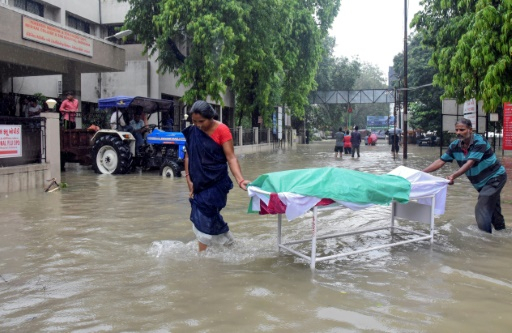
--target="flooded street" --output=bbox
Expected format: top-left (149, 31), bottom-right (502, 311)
top-left (1, 141), bottom-right (512, 332)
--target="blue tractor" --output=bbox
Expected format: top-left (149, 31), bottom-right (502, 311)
top-left (91, 96), bottom-right (186, 178)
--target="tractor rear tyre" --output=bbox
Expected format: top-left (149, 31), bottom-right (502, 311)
top-left (92, 135), bottom-right (133, 174)
top-left (159, 159), bottom-right (181, 179)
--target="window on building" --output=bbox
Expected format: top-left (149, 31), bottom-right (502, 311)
top-left (14, 0), bottom-right (44, 17)
top-left (68, 15), bottom-right (90, 34)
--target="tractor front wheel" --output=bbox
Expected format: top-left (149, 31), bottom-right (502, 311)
top-left (92, 135), bottom-right (133, 174)
top-left (159, 159), bottom-right (181, 179)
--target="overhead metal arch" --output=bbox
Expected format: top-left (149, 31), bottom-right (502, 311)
top-left (309, 89), bottom-right (397, 105)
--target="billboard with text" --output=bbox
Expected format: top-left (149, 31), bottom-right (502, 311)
top-left (366, 116), bottom-right (395, 128)
top-left (503, 103), bottom-right (512, 150)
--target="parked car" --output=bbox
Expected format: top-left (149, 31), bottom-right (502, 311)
top-left (417, 136), bottom-right (439, 146)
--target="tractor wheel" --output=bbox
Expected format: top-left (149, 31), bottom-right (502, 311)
top-left (92, 135), bottom-right (133, 174)
top-left (159, 159), bottom-right (181, 179)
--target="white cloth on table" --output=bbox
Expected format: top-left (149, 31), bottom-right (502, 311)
top-left (248, 166), bottom-right (449, 221)
top-left (388, 166), bottom-right (449, 215)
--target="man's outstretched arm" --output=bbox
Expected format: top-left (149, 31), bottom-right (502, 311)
top-left (423, 159), bottom-right (446, 173)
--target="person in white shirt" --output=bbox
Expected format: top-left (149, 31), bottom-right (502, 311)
top-left (110, 109), bottom-right (128, 130)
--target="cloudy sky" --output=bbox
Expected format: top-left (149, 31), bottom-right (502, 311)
top-left (330, 0), bottom-right (423, 79)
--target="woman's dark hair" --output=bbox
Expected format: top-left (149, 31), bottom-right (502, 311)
top-left (455, 118), bottom-right (472, 128)
top-left (189, 100), bottom-right (216, 120)
top-left (345, 130), bottom-right (349, 135)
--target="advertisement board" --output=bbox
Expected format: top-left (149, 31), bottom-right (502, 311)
top-left (463, 98), bottom-right (477, 126)
top-left (0, 125), bottom-right (22, 158)
top-left (277, 107), bottom-right (283, 140)
top-left (503, 103), bottom-right (512, 150)
top-left (22, 16), bottom-right (93, 57)
top-left (443, 98), bottom-right (486, 133)
top-left (366, 115), bottom-right (395, 128)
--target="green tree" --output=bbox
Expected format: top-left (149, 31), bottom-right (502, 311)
top-left (307, 36), bottom-right (361, 132)
top-left (392, 33), bottom-right (444, 133)
top-left (412, 0), bottom-right (512, 113)
top-left (120, 0), bottom-right (340, 126)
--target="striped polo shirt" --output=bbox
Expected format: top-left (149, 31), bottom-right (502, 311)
top-left (441, 133), bottom-right (506, 190)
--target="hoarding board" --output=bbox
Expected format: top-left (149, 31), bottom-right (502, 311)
top-left (22, 16), bottom-right (93, 57)
top-left (503, 103), bottom-right (512, 150)
top-left (366, 115), bottom-right (395, 128)
top-left (443, 99), bottom-right (486, 133)
top-left (463, 99), bottom-right (477, 126)
top-left (0, 125), bottom-right (22, 158)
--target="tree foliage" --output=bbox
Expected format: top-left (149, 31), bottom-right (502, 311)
top-left (306, 36), bottom-right (361, 131)
top-left (119, 0), bottom-right (341, 125)
top-left (393, 33), bottom-right (444, 132)
top-left (350, 62), bottom-right (389, 129)
top-left (412, 0), bottom-right (512, 112)
top-left (307, 38), bottom-right (390, 132)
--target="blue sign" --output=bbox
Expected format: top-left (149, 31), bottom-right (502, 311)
top-left (367, 116), bottom-right (395, 128)
top-left (272, 112), bottom-right (277, 135)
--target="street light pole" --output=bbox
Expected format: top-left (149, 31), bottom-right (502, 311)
top-left (403, 0), bottom-right (408, 159)
top-left (104, 29), bottom-right (133, 42)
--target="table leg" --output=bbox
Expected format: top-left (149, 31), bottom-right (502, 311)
top-left (310, 206), bottom-right (318, 270)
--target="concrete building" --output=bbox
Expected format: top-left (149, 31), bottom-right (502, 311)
top-left (0, 0), bottom-right (282, 193)
top-left (0, 0), bottom-right (235, 127)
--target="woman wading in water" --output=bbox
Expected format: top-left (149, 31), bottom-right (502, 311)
top-left (182, 101), bottom-right (250, 251)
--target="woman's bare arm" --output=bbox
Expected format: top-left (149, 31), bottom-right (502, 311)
top-left (222, 139), bottom-right (249, 190)
top-left (184, 152), bottom-right (193, 197)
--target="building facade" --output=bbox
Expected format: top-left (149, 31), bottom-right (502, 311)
top-left (0, 0), bottom-right (235, 128)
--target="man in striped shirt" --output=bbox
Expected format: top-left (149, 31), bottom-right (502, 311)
top-left (423, 118), bottom-right (507, 233)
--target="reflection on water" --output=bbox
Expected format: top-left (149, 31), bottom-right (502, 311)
top-left (1, 141), bottom-right (511, 332)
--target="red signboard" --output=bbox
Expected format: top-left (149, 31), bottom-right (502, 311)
top-left (503, 102), bottom-right (512, 150)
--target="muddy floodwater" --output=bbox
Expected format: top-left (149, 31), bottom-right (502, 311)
top-left (1, 141), bottom-right (512, 332)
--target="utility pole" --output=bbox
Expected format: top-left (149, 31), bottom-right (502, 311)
top-left (403, 0), bottom-right (408, 159)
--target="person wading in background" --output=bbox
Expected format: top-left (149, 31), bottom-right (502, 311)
top-left (334, 127), bottom-right (344, 158)
top-left (350, 125), bottom-right (362, 158)
top-left (343, 130), bottom-right (352, 155)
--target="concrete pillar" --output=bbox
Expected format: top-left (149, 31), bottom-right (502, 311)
top-left (238, 126), bottom-right (243, 146)
top-left (267, 129), bottom-right (271, 144)
top-left (62, 66), bottom-right (82, 128)
top-left (41, 112), bottom-right (61, 183)
top-left (253, 127), bottom-right (259, 144)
